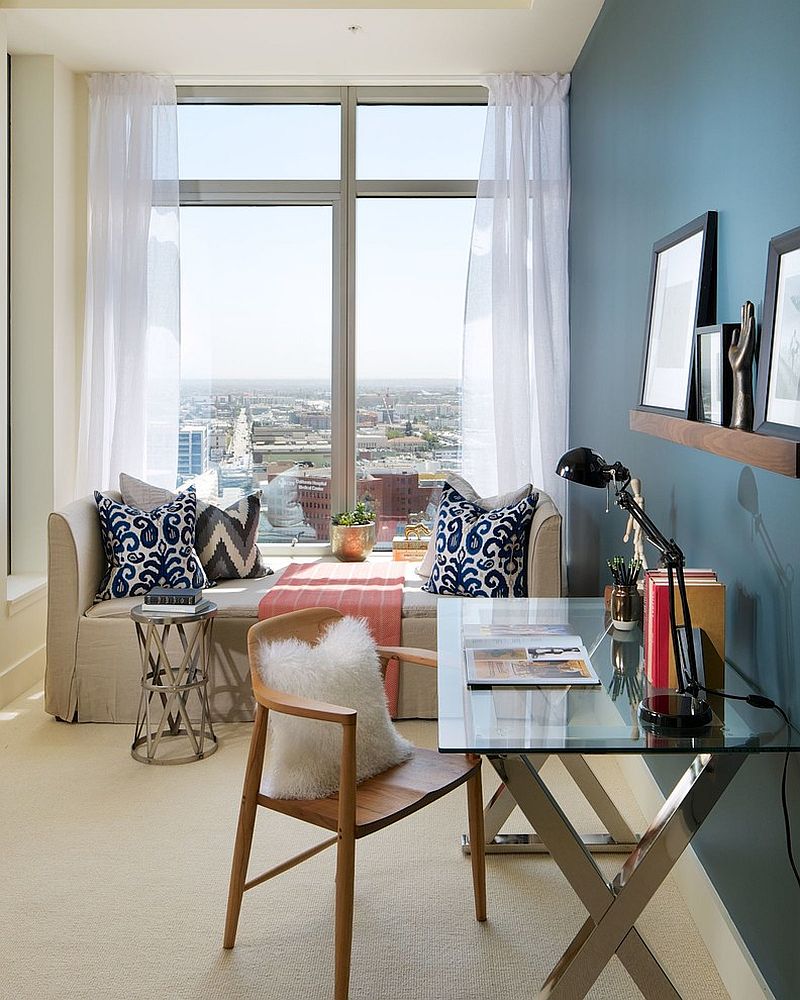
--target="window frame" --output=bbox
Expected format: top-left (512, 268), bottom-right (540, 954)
top-left (176, 84), bottom-right (486, 553)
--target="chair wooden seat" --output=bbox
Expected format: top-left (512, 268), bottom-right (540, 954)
top-left (223, 607), bottom-right (486, 1000)
top-left (259, 747), bottom-right (481, 839)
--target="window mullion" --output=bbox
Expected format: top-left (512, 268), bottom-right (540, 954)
top-left (332, 85), bottom-right (357, 516)
top-left (355, 180), bottom-right (478, 198)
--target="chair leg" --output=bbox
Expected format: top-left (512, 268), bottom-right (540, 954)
top-left (333, 830), bottom-right (356, 1000)
top-left (224, 705), bottom-right (269, 949)
top-left (466, 764), bottom-right (487, 922)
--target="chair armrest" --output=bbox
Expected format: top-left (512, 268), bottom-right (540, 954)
top-left (251, 672), bottom-right (357, 726)
top-left (251, 672), bottom-right (358, 834)
top-left (376, 646), bottom-right (438, 669)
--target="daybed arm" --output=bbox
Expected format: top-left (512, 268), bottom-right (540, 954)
top-left (46, 494), bottom-right (114, 721)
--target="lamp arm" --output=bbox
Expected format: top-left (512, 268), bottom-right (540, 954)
top-left (673, 562), bottom-right (700, 694)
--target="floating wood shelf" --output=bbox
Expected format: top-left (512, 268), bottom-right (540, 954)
top-left (629, 409), bottom-right (800, 478)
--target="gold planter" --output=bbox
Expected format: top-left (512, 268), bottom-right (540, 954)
top-left (330, 523), bottom-right (376, 562)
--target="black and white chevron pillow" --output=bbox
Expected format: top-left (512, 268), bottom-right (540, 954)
top-left (195, 493), bottom-right (272, 582)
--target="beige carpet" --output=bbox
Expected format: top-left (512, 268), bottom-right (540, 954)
top-left (0, 686), bottom-right (729, 1000)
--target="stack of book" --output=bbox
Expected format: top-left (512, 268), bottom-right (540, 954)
top-left (643, 569), bottom-right (725, 689)
top-left (142, 587), bottom-right (211, 616)
top-left (391, 535), bottom-right (429, 562)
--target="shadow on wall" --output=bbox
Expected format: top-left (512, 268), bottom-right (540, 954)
top-left (566, 491), bottom-right (601, 596)
top-left (736, 466), bottom-right (796, 709)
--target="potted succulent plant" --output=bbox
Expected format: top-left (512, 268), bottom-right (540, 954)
top-left (330, 501), bottom-right (377, 562)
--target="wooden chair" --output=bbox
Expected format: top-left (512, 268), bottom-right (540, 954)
top-left (223, 607), bottom-right (487, 1000)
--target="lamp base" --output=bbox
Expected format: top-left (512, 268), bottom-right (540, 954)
top-left (638, 692), bottom-right (713, 731)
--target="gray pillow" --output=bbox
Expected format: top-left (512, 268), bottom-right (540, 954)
top-left (446, 473), bottom-right (534, 512)
top-left (119, 473), bottom-right (174, 512)
top-left (415, 475), bottom-right (533, 579)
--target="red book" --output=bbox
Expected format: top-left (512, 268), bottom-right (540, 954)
top-left (644, 570), bottom-right (717, 687)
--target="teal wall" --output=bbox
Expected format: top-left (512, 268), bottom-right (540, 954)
top-left (570, 1), bottom-right (800, 994)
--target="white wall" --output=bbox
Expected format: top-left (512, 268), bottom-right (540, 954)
top-left (0, 17), bottom-right (52, 708)
top-left (10, 54), bottom-right (86, 573)
top-left (1, 47), bottom-right (86, 707)
top-left (53, 61), bottom-right (87, 512)
top-left (0, 15), bottom-right (8, 598)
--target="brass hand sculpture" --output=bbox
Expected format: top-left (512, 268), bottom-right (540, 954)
top-left (729, 300), bottom-right (756, 430)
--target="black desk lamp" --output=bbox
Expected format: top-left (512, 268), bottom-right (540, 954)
top-left (556, 446), bottom-right (712, 730)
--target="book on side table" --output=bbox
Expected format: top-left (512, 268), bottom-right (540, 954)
top-left (142, 587), bottom-right (210, 616)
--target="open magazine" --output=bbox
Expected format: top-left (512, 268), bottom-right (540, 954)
top-left (464, 631), bottom-right (600, 688)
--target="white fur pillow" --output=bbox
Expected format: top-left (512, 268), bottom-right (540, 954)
top-left (256, 617), bottom-right (413, 800)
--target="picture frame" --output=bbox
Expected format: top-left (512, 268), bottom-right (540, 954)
top-left (754, 225), bottom-right (800, 440)
top-left (694, 324), bottom-right (735, 425)
top-left (639, 212), bottom-right (717, 418)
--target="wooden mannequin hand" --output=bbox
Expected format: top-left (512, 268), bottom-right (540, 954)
top-left (728, 300), bottom-right (756, 430)
top-left (729, 300), bottom-right (756, 372)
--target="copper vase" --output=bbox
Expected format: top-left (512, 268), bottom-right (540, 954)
top-left (330, 523), bottom-right (376, 562)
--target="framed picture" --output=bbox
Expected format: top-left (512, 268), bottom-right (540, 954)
top-left (695, 324), bottom-right (735, 425)
top-left (755, 225), bottom-right (800, 440)
top-left (639, 212), bottom-right (717, 418)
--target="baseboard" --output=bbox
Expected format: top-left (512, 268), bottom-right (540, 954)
top-left (0, 644), bottom-right (45, 709)
top-left (616, 755), bottom-right (774, 1000)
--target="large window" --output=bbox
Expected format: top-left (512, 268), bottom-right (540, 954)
top-left (176, 87), bottom-right (486, 548)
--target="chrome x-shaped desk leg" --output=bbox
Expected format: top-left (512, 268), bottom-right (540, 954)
top-left (493, 751), bottom-right (747, 1000)
top-left (464, 754), bottom-right (639, 855)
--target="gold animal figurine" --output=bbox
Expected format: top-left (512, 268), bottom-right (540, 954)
top-left (404, 523), bottom-right (432, 541)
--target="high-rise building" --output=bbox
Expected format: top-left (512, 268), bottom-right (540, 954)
top-left (178, 425), bottom-right (209, 481)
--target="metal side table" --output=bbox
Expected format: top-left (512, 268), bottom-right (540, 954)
top-left (131, 602), bottom-right (218, 765)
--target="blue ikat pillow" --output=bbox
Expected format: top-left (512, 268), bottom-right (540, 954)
top-left (94, 488), bottom-right (208, 602)
top-left (422, 483), bottom-right (539, 598)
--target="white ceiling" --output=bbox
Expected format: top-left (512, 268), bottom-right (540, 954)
top-left (4, 0), bottom-right (604, 79)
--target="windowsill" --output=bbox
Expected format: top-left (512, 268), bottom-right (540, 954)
top-left (6, 574), bottom-right (47, 616)
top-left (258, 549), bottom-right (425, 579)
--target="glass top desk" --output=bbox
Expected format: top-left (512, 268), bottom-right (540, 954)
top-left (436, 598), bottom-right (798, 1000)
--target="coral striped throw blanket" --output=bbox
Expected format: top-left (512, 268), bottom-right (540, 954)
top-left (258, 562), bottom-right (406, 717)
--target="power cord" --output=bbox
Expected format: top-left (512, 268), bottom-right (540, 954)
top-left (699, 685), bottom-right (799, 890)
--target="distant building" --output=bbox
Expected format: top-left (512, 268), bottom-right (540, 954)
top-left (387, 435), bottom-right (425, 453)
top-left (293, 468), bottom-right (385, 541)
top-left (301, 410), bottom-right (332, 431)
top-left (178, 425), bottom-right (209, 481)
top-left (251, 423), bottom-right (331, 466)
top-left (208, 424), bottom-right (229, 463)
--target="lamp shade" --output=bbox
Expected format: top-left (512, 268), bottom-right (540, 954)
top-left (555, 447), bottom-right (611, 489)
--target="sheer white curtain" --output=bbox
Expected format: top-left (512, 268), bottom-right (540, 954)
top-left (462, 73), bottom-right (570, 514)
top-left (76, 73), bottom-right (180, 494)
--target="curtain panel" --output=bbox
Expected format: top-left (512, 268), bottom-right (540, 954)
top-left (77, 73), bottom-right (180, 494)
top-left (462, 73), bottom-right (570, 514)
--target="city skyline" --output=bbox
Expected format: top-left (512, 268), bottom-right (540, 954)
top-left (178, 377), bottom-right (461, 544)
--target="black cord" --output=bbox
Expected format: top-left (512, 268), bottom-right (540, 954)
top-left (699, 685), bottom-right (799, 891)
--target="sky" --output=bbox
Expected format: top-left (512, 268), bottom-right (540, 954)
top-left (177, 103), bottom-right (486, 383)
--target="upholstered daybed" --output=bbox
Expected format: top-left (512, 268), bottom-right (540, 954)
top-left (45, 491), bottom-right (562, 724)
